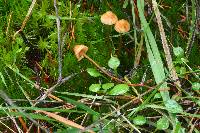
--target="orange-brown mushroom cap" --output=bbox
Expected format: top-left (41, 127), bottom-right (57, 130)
top-left (73, 45), bottom-right (88, 61)
top-left (101, 11), bottom-right (118, 25)
top-left (114, 19), bottom-right (130, 33)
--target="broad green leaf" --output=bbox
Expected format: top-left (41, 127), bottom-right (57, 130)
top-left (108, 56), bottom-right (120, 70)
top-left (87, 68), bottom-right (101, 77)
top-left (165, 99), bottom-right (183, 113)
top-left (173, 47), bottom-right (184, 58)
top-left (109, 84), bottom-right (129, 95)
top-left (156, 116), bottom-right (169, 130)
top-left (89, 84), bottom-right (101, 92)
top-left (192, 82), bottom-right (200, 91)
top-left (132, 115), bottom-right (146, 125)
top-left (102, 83), bottom-right (114, 90)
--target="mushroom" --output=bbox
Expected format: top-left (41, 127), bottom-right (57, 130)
top-left (73, 45), bottom-right (152, 89)
top-left (101, 11), bottom-right (118, 25)
top-left (73, 45), bottom-right (125, 83)
top-left (73, 45), bottom-right (88, 61)
top-left (114, 19), bottom-right (130, 33)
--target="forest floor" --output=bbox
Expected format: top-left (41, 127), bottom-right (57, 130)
top-left (0, 0), bottom-right (199, 132)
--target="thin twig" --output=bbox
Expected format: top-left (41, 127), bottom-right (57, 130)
top-left (121, 115), bottom-right (141, 133)
top-left (134, 33), bottom-right (144, 68)
top-left (0, 120), bottom-right (16, 133)
top-left (4, 107), bottom-right (23, 133)
top-left (188, 108), bottom-right (199, 133)
top-left (33, 73), bottom-right (78, 106)
top-left (152, 0), bottom-right (181, 89)
top-left (14, 0), bottom-right (37, 38)
top-left (80, 86), bottom-right (156, 132)
top-left (81, 96), bottom-right (97, 125)
top-left (37, 110), bottom-right (95, 133)
top-left (83, 53), bottom-right (153, 89)
top-left (6, 11), bottom-right (13, 36)
top-left (186, 0), bottom-right (199, 58)
top-left (54, 0), bottom-right (62, 82)
top-left (0, 90), bottom-right (49, 133)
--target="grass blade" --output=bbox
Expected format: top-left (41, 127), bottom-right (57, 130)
top-left (137, 0), bottom-right (170, 102)
top-left (61, 97), bottom-right (100, 116)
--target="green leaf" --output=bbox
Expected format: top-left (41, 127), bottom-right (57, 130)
top-left (173, 47), bottom-right (184, 58)
top-left (156, 116), bottom-right (169, 130)
top-left (192, 82), bottom-right (200, 91)
top-left (165, 99), bottom-right (183, 113)
top-left (87, 68), bottom-right (101, 77)
top-left (179, 67), bottom-right (186, 75)
top-left (137, 0), bottom-right (170, 102)
top-left (153, 93), bottom-right (161, 99)
top-left (197, 100), bottom-right (200, 106)
top-left (89, 84), bottom-right (101, 92)
top-left (132, 115), bottom-right (146, 125)
top-left (108, 56), bottom-right (120, 70)
top-left (173, 121), bottom-right (185, 133)
top-left (109, 84), bottom-right (129, 95)
top-left (102, 83), bottom-right (114, 90)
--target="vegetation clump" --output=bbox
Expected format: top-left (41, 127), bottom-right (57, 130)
top-left (0, 0), bottom-right (199, 132)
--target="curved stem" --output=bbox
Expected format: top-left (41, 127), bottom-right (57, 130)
top-left (83, 53), bottom-right (125, 83)
top-left (83, 53), bottom-right (153, 89)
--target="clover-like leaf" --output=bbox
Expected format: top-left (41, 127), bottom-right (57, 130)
top-left (108, 56), bottom-right (120, 70)
top-left (89, 84), bottom-right (101, 92)
top-left (156, 116), bottom-right (169, 130)
top-left (109, 84), bottom-right (129, 95)
top-left (102, 83), bottom-right (114, 90)
top-left (87, 68), bottom-right (101, 77)
top-left (173, 47), bottom-right (184, 58)
top-left (133, 116), bottom-right (147, 126)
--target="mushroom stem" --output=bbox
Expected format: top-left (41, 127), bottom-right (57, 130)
top-left (83, 53), bottom-right (152, 89)
top-left (83, 53), bottom-right (124, 83)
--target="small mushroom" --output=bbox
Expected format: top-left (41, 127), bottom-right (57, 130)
top-left (73, 45), bottom-right (88, 61)
top-left (73, 45), bottom-right (126, 83)
top-left (101, 11), bottom-right (118, 25)
top-left (114, 19), bottom-right (130, 33)
top-left (73, 45), bottom-right (152, 89)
